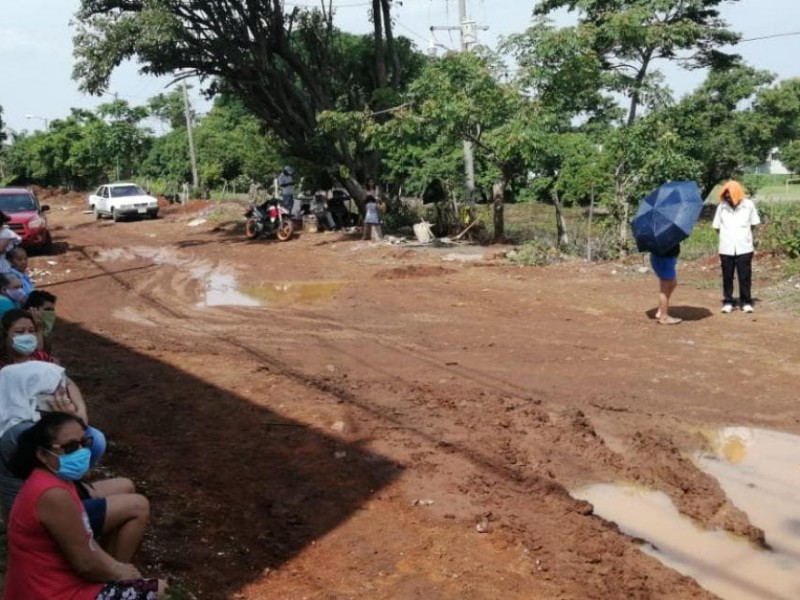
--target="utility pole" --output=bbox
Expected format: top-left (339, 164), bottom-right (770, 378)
top-left (181, 80), bottom-right (200, 191)
top-left (430, 1), bottom-right (485, 206)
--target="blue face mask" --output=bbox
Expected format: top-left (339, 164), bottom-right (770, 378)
top-left (12, 333), bottom-right (38, 355)
top-left (6, 288), bottom-right (25, 303)
top-left (51, 447), bottom-right (92, 481)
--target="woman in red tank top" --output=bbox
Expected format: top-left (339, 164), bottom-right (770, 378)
top-left (4, 412), bottom-right (167, 600)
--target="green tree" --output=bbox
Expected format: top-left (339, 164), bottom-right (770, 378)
top-left (515, 1), bottom-right (742, 250)
top-left (660, 65), bottom-right (776, 195)
top-left (371, 52), bottom-right (530, 241)
top-left (148, 89), bottom-right (188, 131)
top-left (779, 140), bottom-right (800, 174)
top-left (72, 0), bottom-right (424, 207)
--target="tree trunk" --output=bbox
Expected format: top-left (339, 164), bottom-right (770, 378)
top-left (342, 176), bottom-right (367, 214)
top-left (614, 166), bottom-right (629, 256)
top-left (380, 0), bottom-right (401, 85)
top-left (492, 181), bottom-right (505, 243)
top-left (372, 0), bottom-right (388, 88)
top-left (551, 189), bottom-right (569, 250)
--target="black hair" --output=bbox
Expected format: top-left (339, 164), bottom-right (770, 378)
top-left (24, 290), bottom-right (57, 309)
top-left (0, 212), bottom-right (10, 225)
top-left (6, 246), bottom-right (26, 261)
top-left (1, 308), bottom-right (34, 335)
top-left (10, 413), bottom-right (87, 479)
top-left (0, 273), bottom-right (11, 289)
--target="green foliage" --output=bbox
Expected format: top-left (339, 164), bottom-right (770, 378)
top-left (741, 173), bottom-right (771, 196)
top-left (659, 65), bottom-right (777, 195)
top-left (778, 139), bottom-right (800, 174)
top-left (72, 0), bottom-right (426, 191)
top-left (2, 102), bottom-right (150, 188)
top-left (509, 240), bottom-right (562, 267)
top-left (758, 202), bottom-right (800, 258)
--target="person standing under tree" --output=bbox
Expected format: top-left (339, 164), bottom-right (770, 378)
top-left (713, 180), bottom-right (761, 314)
top-left (362, 195), bottom-right (382, 241)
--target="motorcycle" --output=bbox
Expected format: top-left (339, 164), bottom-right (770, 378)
top-left (244, 198), bottom-right (295, 242)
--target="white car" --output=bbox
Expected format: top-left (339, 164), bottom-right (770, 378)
top-left (88, 183), bottom-right (159, 221)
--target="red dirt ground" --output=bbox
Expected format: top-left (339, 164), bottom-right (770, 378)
top-left (7, 193), bottom-right (800, 599)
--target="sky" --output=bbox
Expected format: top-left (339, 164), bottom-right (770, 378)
top-left (1, 0), bottom-right (799, 134)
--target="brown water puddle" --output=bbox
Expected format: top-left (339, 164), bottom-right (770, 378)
top-left (242, 281), bottom-right (346, 306)
top-left (573, 427), bottom-right (800, 600)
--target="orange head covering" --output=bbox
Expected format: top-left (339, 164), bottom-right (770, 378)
top-left (719, 180), bottom-right (745, 207)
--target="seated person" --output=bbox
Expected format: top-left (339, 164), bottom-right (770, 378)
top-left (8, 246), bottom-right (34, 299)
top-left (5, 412), bottom-right (166, 599)
top-left (0, 332), bottom-right (149, 563)
top-left (312, 194), bottom-right (337, 230)
top-left (0, 308), bottom-right (56, 367)
top-left (24, 290), bottom-right (58, 354)
top-left (0, 273), bottom-right (25, 319)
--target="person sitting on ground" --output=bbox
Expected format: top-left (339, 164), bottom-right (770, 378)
top-left (8, 246), bottom-right (34, 299)
top-left (650, 244), bottom-right (682, 325)
top-left (0, 273), bottom-right (26, 319)
top-left (24, 290), bottom-right (58, 354)
top-left (4, 412), bottom-right (166, 599)
top-left (0, 211), bottom-right (21, 274)
top-left (362, 194), bottom-right (382, 241)
top-left (312, 193), bottom-right (337, 231)
top-left (0, 357), bottom-right (149, 563)
top-left (0, 308), bottom-right (56, 367)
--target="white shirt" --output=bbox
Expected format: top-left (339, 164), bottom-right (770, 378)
top-left (712, 198), bottom-right (761, 256)
top-left (0, 228), bottom-right (21, 273)
top-left (364, 201), bottom-right (380, 224)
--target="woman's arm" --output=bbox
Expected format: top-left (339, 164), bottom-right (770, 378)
top-left (65, 378), bottom-right (89, 423)
top-left (37, 487), bottom-right (141, 582)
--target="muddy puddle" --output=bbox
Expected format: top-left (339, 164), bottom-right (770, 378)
top-left (242, 281), bottom-right (345, 305)
top-left (574, 427), bottom-right (800, 600)
top-left (95, 247), bottom-right (344, 308)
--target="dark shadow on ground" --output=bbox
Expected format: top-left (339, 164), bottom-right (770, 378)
top-left (50, 320), bottom-right (400, 598)
top-left (644, 306), bottom-right (714, 321)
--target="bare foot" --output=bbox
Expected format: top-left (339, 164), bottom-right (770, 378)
top-left (658, 316), bottom-right (682, 325)
top-left (655, 310), bottom-right (662, 320)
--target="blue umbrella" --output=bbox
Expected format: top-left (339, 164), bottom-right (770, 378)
top-left (631, 181), bottom-right (704, 255)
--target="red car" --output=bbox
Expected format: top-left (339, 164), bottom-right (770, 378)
top-left (0, 188), bottom-right (52, 251)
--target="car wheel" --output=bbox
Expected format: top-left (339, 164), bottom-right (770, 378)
top-left (41, 232), bottom-right (54, 254)
top-left (92, 205), bottom-right (101, 220)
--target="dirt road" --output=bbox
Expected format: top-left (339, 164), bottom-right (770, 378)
top-left (28, 193), bottom-right (800, 599)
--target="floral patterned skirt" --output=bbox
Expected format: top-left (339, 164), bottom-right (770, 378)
top-left (95, 578), bottom-right (160, 600)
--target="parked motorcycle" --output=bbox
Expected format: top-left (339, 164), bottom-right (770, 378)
top-left (244, 198), bottom-right (294, 242)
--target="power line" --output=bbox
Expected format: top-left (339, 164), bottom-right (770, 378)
top-left (738, 31), bottom-right (800, 44)
top-left (395, 21), bottom-right (431, 45)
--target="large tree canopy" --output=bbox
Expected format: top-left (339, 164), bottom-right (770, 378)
top-left (73, 0), bottom-right (423, 201)
top-left (532, 0), bottom-right (741, 124)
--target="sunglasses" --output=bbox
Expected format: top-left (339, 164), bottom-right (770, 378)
top-left (49, 436), bottom-right (93, 455)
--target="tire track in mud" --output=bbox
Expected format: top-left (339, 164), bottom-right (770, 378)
top-left (73, 243), bottom-right (746, 598)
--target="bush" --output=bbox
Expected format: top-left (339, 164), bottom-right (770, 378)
top-left (758, 202), bottom-right (800, 257)
top-left (508, 240), bottom-right (562, 267)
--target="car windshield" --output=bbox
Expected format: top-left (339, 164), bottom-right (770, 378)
top-left (110, 185), bottom-right (146, 198)
top-left (0, 193), bottom-right (37, 212)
